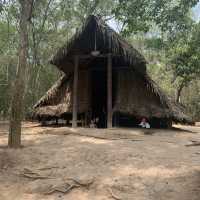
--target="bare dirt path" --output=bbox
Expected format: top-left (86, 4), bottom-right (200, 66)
top-left (0, 121), bottom-right (200, 200)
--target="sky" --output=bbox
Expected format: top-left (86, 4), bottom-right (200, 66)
top-left (193, 1), bottom-right (200, 22)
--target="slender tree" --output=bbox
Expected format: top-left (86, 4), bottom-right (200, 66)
top-left (8, 0), bottom-right (34, 148)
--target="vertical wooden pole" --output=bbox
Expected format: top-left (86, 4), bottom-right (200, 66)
top-left (72, 55), bottom-right (79, 128)
top-left (107, 54), bottom-right (112, 128)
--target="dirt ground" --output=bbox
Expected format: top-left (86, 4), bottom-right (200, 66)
top-left (0, 121), bottom-right (200, 200)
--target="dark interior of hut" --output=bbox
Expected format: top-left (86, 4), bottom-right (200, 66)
top-left (91, 68), bottom-right (107, 128)
top-left (89, 56), bottom-right (123, 128)
top-left (89, 57), bottom-right (139, 128)
top-left (88, 56), bottom-right (171, 129)
top-left (113, 113), bottom-right (139, 128)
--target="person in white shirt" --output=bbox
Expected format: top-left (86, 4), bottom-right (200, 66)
top-left (139, 117), bottom-right (150, 129)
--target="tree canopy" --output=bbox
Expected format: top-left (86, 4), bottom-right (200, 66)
top-left (113, 0), bottom-right (199, 36)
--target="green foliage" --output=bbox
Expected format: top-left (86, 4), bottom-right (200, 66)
top-left (113, 0), bottom-right (199, 36)
top-left (181, 80), bottom-right (200, 120)
top-left (0, 0), bottom-right (115, 119)
top-left (145, 37), bottom-right (165, 50)
top-left (168, 23), bottom-right (200, 86)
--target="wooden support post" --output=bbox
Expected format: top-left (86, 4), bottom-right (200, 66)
top-left (72, 55), bottom-right (79, 128)
top-left (107, 54), bottom-right (112, 128)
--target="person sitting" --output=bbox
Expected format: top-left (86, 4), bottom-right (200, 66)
top-left (139, 117), bottom-right (150, 129)
top-left (89, 119), bottom-right (98, 128)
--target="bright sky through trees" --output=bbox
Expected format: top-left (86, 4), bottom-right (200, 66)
top-left (193, 1), bottom-right (200, 21)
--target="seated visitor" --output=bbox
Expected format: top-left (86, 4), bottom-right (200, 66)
top-left (139, 117), bottom-right (150, 129)
top-left (89, 120), bottom-right (95, 128)
top-left (89, 118), bottom-right (98, 128)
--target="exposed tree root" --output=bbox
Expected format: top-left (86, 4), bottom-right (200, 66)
top-left (44, 178), bottom-right (94, 195)
top-left (64, 132), bottom-right (143, 142)
top-left (44, 183), bottom-right (79, 194)
top-left (20, 168), bottom-right (53, 179)
top-left (107, 188), bottom-right (122, 200)
top-left (185, 140), bottom-right (200, 147)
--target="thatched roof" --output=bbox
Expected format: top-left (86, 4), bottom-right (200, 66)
top-left (169, 101), bottom-right (193, 124)
top-left (33, 103), bottom-right (70, 119)
top-left (147, 81), bottom-right (193, 124)
top-left (143, 75), bottom-right (192, 124)
top-left (33, 74), bottom-right (72, 119)
top-left (32, 15), bottom-right (192, 124)
top-left (34, 74), bottom-right (71, 109)
top-left (33, 73), bottom-right (192, 124)
top-left (50, 15), bottom-right (146, 74)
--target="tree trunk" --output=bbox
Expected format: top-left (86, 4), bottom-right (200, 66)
top-left (175, 81), bottom-right (185, 103)
top-left (8, 0), bottom-right (34, 148)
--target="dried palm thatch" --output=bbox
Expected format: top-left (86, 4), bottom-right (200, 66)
top-left (33, 73), bottom-right (89, 119)
top-left (50, 15), bottom-right (146, 74)
top-left (33, 72), bottom-right (192, 124)
top-left (113, 69), bottom-right (192, 124)
top-left (33, 75), bottom-right (72, 119)
top-left (168, 101), bottom-right (193, 124)
top-left (145, 77), bottom-right (192, 123)
top-left (32, 15), bottom-right (192, 125)
top-left (34, 75), bottom-right (71, 109)
top-left (33, 104), bottom-right (70, 119)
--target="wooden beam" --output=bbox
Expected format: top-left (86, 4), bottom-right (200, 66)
top-left (72, 55), bottom-right (79, 128)
top-left (87, 66), bottom-right (131, 71)
top-left (107, 53), bottom-right (112, 128)
top-left (71, 53), bottom-right (121, 59)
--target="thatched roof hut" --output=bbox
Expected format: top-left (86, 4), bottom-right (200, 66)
top-left (33, 15), bottom-right (192, 128)
top-left (50, 15), bottom-right (146, 74)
